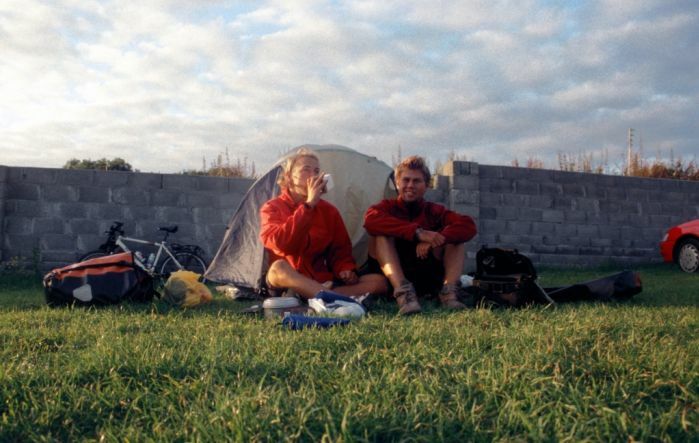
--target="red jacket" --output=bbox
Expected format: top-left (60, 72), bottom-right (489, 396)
top-left (260, 190), bottom-right (356, 282)
top-left (364, 197), bottom-right (477, 243)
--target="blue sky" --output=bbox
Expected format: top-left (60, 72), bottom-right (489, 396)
top-left (1, 0), bottom-right (697, 173)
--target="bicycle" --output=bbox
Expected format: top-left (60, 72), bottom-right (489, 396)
top-left (80, 221), bottom-right (208, 282)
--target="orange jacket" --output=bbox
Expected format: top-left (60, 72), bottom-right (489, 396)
top-left (260, 190), bottom-right (356, 282)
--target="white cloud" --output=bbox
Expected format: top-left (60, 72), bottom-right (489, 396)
top-left (0, 0), bottom-right (697, 173)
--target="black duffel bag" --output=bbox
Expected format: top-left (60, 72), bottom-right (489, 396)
top-left (471, 246), bottom-right (554, 307)
top-left (43, 252), bottom-right (157, 307)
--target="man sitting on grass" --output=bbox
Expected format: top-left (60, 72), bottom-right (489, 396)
top-left (260, 148), bottom-right (387, 300)
top-left (363, 155), bottom-right (477, 315)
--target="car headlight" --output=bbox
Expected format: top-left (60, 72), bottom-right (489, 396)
top-left (661, 233), bottom-right (668, 242)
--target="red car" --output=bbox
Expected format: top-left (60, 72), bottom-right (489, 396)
top-left (660, 219), bottom-right (699, 273)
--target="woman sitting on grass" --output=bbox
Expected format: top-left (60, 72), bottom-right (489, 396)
top-left (260, 148), bottom-right (387, 299)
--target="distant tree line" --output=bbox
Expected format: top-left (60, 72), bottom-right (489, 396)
top-left (63, 157), bottom-right (134, 171)
top-left (181, 148), bottom-right (256, 178)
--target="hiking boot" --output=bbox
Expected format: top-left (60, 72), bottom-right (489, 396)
top-left (439, 284), bottom-right (467, 310)
top-left (394, 282), bottom-right (421, 316)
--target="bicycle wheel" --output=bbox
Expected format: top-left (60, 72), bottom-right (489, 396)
top-left (79, 248), bottom-right (123, 262)
top-left (159, 252), bottom-right (207, 279)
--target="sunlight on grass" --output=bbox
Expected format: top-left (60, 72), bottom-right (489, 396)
top-left (1, 265), bottom-right (697, 441)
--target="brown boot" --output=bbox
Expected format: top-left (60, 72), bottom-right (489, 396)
top-left (439, 284), bottom-right (467, 310)
top-left (394, 282), bottom-right (421, 316)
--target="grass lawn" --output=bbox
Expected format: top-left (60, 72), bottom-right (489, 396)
top-left (1, 264), bottom-right (697, 441)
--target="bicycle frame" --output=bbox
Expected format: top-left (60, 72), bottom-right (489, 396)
top-left (114, 235), bottom-right (183, 274)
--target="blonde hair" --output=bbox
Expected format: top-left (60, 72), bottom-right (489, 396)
top-left (395, 155), bottom-right (431, 184)
top-left (277, 148), bottom-right (320, 188)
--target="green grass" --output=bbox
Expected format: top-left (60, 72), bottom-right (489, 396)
top-left (1, 264), bottom-right (697, 442)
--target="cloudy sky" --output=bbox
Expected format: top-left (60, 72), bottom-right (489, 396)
top-left (1, 0), bottom-right (697, 173)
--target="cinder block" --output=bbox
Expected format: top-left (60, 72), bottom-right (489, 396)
top-left (496, 234), bottom-right (520, 245)
top-left (160, 207), bottom-right (192, 223)
top-left (128, 173), bottom-right (163, 189)
top-left (562, 183), bottom-right (585, 196)
top-left (553, 196), bottom-right (573, 210)
top-left (573, 198), bottom-right (598, 212)
top-left (598, 201), bottom-right (621, 213)
top-left (496, 206), bottom-right (518, 220)
top-left (112, 188), bottom-right (150, 206)
top-left (564, 211), bottom-right (586, 223)
top-left (577, 225), bottom-right (599, 237)
top-left (185, 192), bottom-right (218, 208)
top-left (626, 188), bottom-right (648, 202)
top-left (503, 194), bottom-right (528, 206)
top-left (620, 226), bottom-right (642, 241)
top-left (584, 186), bottom-right (606, 199)
top-left (480, 192), bottom-right (502, 206)
top-left (482, 219), bottom-right (507, 233)
top-left (162, 175), bottom-right (198, 190)
top-left (151, 190), bottom-right (185, 207)
top-left (56, 169), bottom-right (94, 186)
top-left (643, 202), bottom-right (662, 215)
top-left (7, 183), bottom-right (40, 200)
top-left (9, 167), bottom-right (58, 184)
top-left (619, 201), bottom-right (641, 214)
top-left (554, 224), bottom-right (577, 237)
top-left (540, 183), bottom-right (562, 196)
top-left (590, 238), bottom-right (613, 247)
top-left (122, 206), bottom-right (155, 221)
top-left (514, 180), bottom-right (539, 195)
top-left (67, 219), bottom-right (99, 236)
top-left (452, 204), bottom-right (478, 218)
top-left (78, 187), bottom-right (110, 203)
top-left (648, 214), bottom-right (673, 226)
top-left (94, 170), bottom-right (130, 187)
top-left (586, 213), bottom-right (608, 225)
top-left (518, 208), bottom-right (542, 221)
top-left (426, 189), bottom-right (446, 203)
top-left (193, 176), bottom-right (227, 192)
top-left (91, 204), bottom-right (124, 221)
top-left (433, 174), bottom-right (449, 191)
top-left (40, 185), bottom-right (78, 202)
top-left (449, 189), bottom-right (478, 205)
top-left (481, 178), bottom-right (513, 193)
top-left (541, 209), bottom-right (564, 223)
top-left (0, 165), bottom-right (8, 182)
top-left (228, 178), bottom-right (255, 194)
top-left (478, 166), bottom-right (503, 179)
top-left (660, 202), bottom-right (686, 214)
top-left (34, 218), bottom-right (65, 235)
top-left (663, 192), bottom-right (685, 202)
top-left (4, 233), bottom-right (39, 252)
top-left (479, 207), bottom-right (496, 219)
top-left (451, 175), bottom-right (479, 190)
top-left (4, 217), bottom-right (33, 234)
top-left (7, 200), bottom-right (47, 217)
top-left (555, 245), bottom-right (579, 255)
top-left (57, 203), bottom-right (87, 218)
top-left (528, 195), bottom-right (553, 208)
top-left (579, 246), bottom-right (604, 255)
top-left (531, 221), bottom-right (556, 234)
top-left (40, 234), bottom-right (76, 250)
top-left (605, 187), bottom-right (626, 200)
top-left (532, 244), bottom-right (557, 254)
top-left (193, 207), bottom-right (227, 225)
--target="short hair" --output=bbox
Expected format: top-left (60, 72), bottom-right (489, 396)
top-left (277, 148), bottom-right (320, 189)
top-left (395, 155), bottom-right (431, 184)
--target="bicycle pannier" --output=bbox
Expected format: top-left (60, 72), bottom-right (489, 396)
top-left (472, 247), bottom-right (552, 307)
top-left (43, 252), bottom-right (157, 307)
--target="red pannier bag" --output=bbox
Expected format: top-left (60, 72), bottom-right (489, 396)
top-left (43, 252), bottom-right (157, 307)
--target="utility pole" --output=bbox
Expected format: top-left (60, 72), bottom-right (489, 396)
top-left (626, 128), bottom-right (634, 175)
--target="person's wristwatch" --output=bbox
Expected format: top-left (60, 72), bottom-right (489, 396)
top-left (414, 227), bottom-right (424, 241)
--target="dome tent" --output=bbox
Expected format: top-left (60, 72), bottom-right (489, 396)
top-left (204, 144), bottom-right (396, 292)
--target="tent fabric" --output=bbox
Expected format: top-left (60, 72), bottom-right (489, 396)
top-left (205, 144), bottom-right (395, 290)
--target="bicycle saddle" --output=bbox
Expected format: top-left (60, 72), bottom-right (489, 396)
top-left (159, 226), bottom-right (178, 233)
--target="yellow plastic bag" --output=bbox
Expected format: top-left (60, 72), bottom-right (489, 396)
top-left (163, 271), bottom-right (213, 308)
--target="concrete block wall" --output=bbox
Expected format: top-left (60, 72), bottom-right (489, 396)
top-left (442, 161), bottom-right (699, 267)
top-left (1, 166), bottom-right (253, 271)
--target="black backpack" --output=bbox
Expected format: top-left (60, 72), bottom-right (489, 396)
top-left (472, 247), bottom-right (554, 307)
top-left (43, 252), bottom-right (157, 307)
